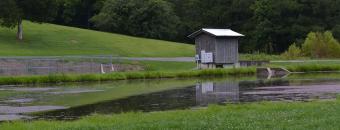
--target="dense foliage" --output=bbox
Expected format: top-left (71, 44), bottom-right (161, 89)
top-left (0, 0), bottom-right (58, 40)
top-left (54, 0), bottom-right (104, 29)
top-left (282, 31), bottom-right (340, 59)
top-left (302, 31), bottom-right (340, 58)
top-left (51, 0), bottom-right (340, 53)
top-left (1, 0), bottom-right (340, 53)
top-left (91, 0), bottom-right (179, 40)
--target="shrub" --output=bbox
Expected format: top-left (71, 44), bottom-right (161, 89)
top-left (281, 43), bottom-right (302, 59)
top-left (302, 31), bottom-right (340, 58)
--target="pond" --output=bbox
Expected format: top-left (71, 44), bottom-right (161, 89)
top-left (1, 73), bottom-right (340, 121)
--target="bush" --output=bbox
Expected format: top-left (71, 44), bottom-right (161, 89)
top-left (302, 31), bottom-right (340, 58)
top-left (281, 43), bottom-right (302, 59)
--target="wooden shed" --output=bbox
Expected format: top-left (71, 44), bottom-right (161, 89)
top-left (188, 28), bottom-right (244, 69)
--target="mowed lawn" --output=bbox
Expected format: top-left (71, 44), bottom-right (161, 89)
top-left (0, 21), bottom-right (194, 57)
top-left (2, 100), bottom-right (340, 130)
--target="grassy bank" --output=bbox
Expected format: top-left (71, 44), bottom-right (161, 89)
top-left (0, 68), bottom-right (256, 85)
top-left (137, 61), bottom-right (196, 71)
top-left (286, 64), bottom-right (340, 72)
top-left (286, 72), bottom-right (340, 80)
top-left (269, 61), bottom-right (340, 72)
top-left (2, 99), bottom-right (340, 130)
top-left (139, 60), bottom-right (340, 73)
top-left (2, 61), bottom-right (340, 85)
top-left (0, 21), bottom-right (194, 57)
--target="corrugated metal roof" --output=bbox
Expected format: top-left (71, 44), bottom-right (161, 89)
top-left (188, 28), bottom-right (244, 38)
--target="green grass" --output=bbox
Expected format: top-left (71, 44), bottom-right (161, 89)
top-left (269, 61), bottom-right (340, 72)
top-left (286, 72), bottom-right (340, 80)
top-left (3, 60), bottom-right (340, 85)
top-left (140, 61), bottom-right (196, 71)
top-left (2, 99), bottom-right (340, 130)
top-left (0, 68), bottom-right (256, 85)
top-left (0, 21), bottom-right (194, 57)
top-left (285, 64), bottom-right (340, 72)
top-left (240, 53), bottom-right (282, 61)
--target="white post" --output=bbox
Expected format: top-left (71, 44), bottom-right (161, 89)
top-left (101, 64), bottom-right (105, 74)
top-left (111, 64), bottom-right (115, 72)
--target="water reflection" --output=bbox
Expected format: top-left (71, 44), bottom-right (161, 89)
top-left (35, 78), bottom-right (340, 121)
top-left (3, 75), bottom-right (340, 121)
top-left (36, 81), bottom-right (242, 120)
top-left (34, 86), bottom-right (197, 120)
top-left (196, 81), bottom-right (239, 106)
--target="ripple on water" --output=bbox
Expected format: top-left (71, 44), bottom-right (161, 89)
top-left (0, 114), bottom-right (30, 121)
top-left (0, 106), bottom-right (68, 114)
top-left (0, 87), bottom-right (58, 92)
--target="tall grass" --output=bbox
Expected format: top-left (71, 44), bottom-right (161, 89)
top-left (0, 68), bottom-right (256, 85)
top-left (285, 64), bottom-right (340, 72)
top-left (240, 53), bottom-right (282, 61)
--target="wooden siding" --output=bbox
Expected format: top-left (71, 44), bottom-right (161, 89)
top-left (195, 34), bottom-right (216, 57)
top-left (195, 33), bottom-right (239, 64)
top-left (215, 38), bottom-right (238, 63)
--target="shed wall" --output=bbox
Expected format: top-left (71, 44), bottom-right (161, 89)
top-left (215, 38), bottom-right (238, 63)
top-left (195, 34), bottom-right (216, 57)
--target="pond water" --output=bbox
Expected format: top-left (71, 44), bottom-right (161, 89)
top-left (1, 73), bottom-right (340, 121)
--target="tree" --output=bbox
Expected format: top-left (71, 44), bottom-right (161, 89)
top-left (251, 0), bottom-right (300, 53)
top-left (91, 0), bottom-right (179, 40)
top-left (333, 25), bottom-right (340, 40)
top-left (54, 0), bottom-right (105, 29)
top-left (0, 0), bottom-right (58, 40)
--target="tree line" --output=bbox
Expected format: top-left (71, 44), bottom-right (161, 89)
top-left (1, 0), bottom-right (340, 54)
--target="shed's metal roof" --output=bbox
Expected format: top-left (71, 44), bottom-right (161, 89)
top-left (188, 28), bottom-right (244, 38)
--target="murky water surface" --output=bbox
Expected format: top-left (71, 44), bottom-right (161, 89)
top-left (1, 73), bottom-right (340, 121)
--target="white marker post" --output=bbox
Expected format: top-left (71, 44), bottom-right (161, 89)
top-left (101, 64), bottom-right (105, 74)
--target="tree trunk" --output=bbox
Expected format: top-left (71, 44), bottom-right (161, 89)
top-left (17, 19), bottom-right (23, 40)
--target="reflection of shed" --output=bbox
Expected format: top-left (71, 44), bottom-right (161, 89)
top-left (196, 81), bottom-right (239, 106)
top-left (188, 29), bottom-right (244, 69)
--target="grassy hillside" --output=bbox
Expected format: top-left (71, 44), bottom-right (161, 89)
top-left (0, 21), bottom-right (194, 57)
